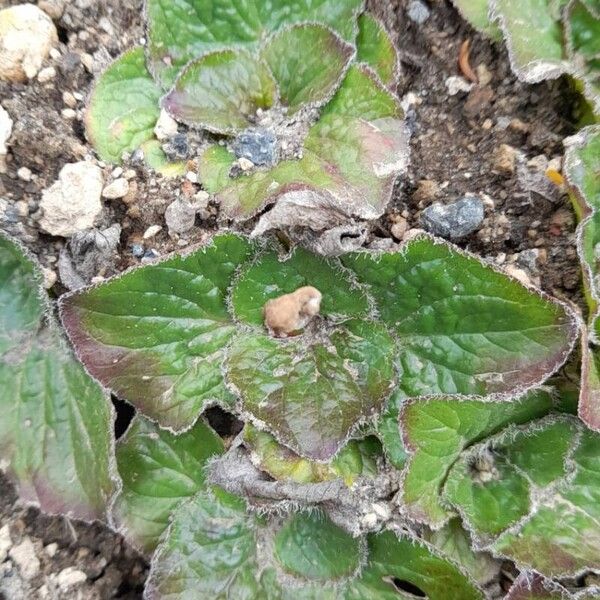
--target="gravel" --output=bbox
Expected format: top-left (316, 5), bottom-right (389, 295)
top-left (38, 161), bottom-right (104, 237)
top-left (421, 196), bottom-right (485, 239)
top-left (232, 128), bottom-right (278, 166)
top-left (0, 4), bottom-right (57, 82)
top-left (406, 0), bottom-right (431, 24)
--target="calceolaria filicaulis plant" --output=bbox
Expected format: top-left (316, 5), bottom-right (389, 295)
top-left (5, 226), bottom-right (600, 597)
top-left (85, 0), bottom-right (409, 248)
top-left (6, 2), bottom-right (600, 598)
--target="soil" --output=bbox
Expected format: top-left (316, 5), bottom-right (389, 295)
top-left (0, 0), bottom-right (585, 598)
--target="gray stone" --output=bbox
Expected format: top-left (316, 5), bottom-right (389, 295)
top-left (407, 0), bottom-right (430, 24)
top-left (165, 198), bottom-right (196, 235)
top-left (516, 249), bottom-right (540, 274)
top-left (421, 196), bottom-right (484, 239)
top-left (232, 128), bottom-right (278, 166)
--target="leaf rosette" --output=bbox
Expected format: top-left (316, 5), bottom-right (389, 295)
top-left (59, 232), bottom-right (578, 462)
top-left (85, 0), bottom-right (409, 231)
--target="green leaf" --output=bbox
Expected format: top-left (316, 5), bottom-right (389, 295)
top-left (398, 389), bottom-right (556, 527)
top-left (140, 140), bottom-right (187, 177)
top-left (450, 0), bottom-right (502, 39)
top-left (0, 235), bottom-right (115, 521)
top-left (322, 64), bottom-right (403, 121)
top-left (564, 125), bottom-right (600, 430)
top-left (163, 50), bottom-right (277, 134)
top-left (492, 0), bottom-right (570, 82)
top-left (424, 519), bottom-right (500, 587)
top-left (342, 236), bottom-right (578, 398)
top-left (113, 416), bottom-right (223, 553)
top-left (198, 145), bottom-right (237, 193)
top-left (231, 246), bottom-right (369, 326)
top-left (444, 415), bottom-right (600, 577)
top-left (86, 47), bottom-right (162, 164)
top-left (566, 1), bottom-right (600, 112)
top-left (302, 114), bottom-right (409, 217)
top-left (60, 234), bottom-right (253, 432)
top-left (376, 389), bottom-right (408, 470)
top-left (0, 236), bottom-right (44, 354)
top-left (228, 318), bottom-right (394, 461)
top-left (145, 0), bottom-right (363, 88)
top-left (274, 511), bottom-right (362, 581)
top-left (355, 14), bottom-right (399, 86)
top-left (145, 487), bottom-right (270, 599)
top-left (261, 24), bottom-right (354, 114)
top-left (244, 424), bottom-right (381, 485)
top-left (345, 531), bottom-right (484, 600)
top-left (568, 0), bottom-right (600, 56)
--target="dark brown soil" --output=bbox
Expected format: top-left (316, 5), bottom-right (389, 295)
top-left (0, 0), bottom-right (585, 598)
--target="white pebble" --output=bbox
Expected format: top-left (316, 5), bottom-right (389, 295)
top-left (36, 66), bottom-right (55, 82)
top-left (154, 108), bottom-right (178, 141)
top-left (9, 537), bottom-right (40, 580)
top-left (0, 104), bottom-right (12, 155)
top-left (102, 177), bottom-right (129, 199)
top-left (39, 161), bottom-right (104, 237)
top-left (56, 567), bottom-right (87, 591)
top-left (17, 166), bottom-right (32, 181)
top-left (143, 224), bottom-right (162, 239)
top-left (0, 4), bottom-right (58, 81)
top-left (445, 76), bottom-right (474, 96)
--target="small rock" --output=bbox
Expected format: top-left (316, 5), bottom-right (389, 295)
top-left (162, 133), bottom-right (188, 160)
top-left (0, 525), bottom-right (11, 563)
top-left (0, 4), bottom-right (58, 82)
top-left (154, 108), bottom-right (178, 141)
top-left (44, 542), bottom-right (58, 558)
top-left (237, 157), bottom-right (254, 171)
top-left (41, 266), bottom-right (56, 288)
top-left (9, 537), bottom-right (40, 580)
top-left (493, 144), bottom-right (519, 175)
top-left (61, 108), bottom-right (76, 120)
top-left (142, 248), bottom-right (160, 263)
top-left (445, 76), bottom-right (474, 96)
top-left (38, 0), bottom-right (65, 20)
top-left (130, 243), bottom-right (144, 258)
top-left (143, 224), bottom-right (162, 240)
top-left (39, 162), bottom-right (104, 237)
top-left (56, 567), bottom-right (87, 591)
top-left (390, 217), bottom-right (407, 241)
top-left (36, 66), bottom-right (55, 82)
top-left (516, 249), bottom-right (540, 274)
top-left (185, 171), bottom-right (198, 183)
top-left (165, 198), bottom-right (196, 236)
top-left (421, 196), bottom-right (485, 239)
top-left (0, 104), bottom-right (12, 156)
top-left (102, 178), bottom-right (129, 199)
top-left (232, 128), bottom-right (278, 166)
top-left (476, 63), bottom-right (493, 86)
top-left (17, 166), bottom-right (32, 181)
top-left (407, 0), bottom-right (430, 24)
